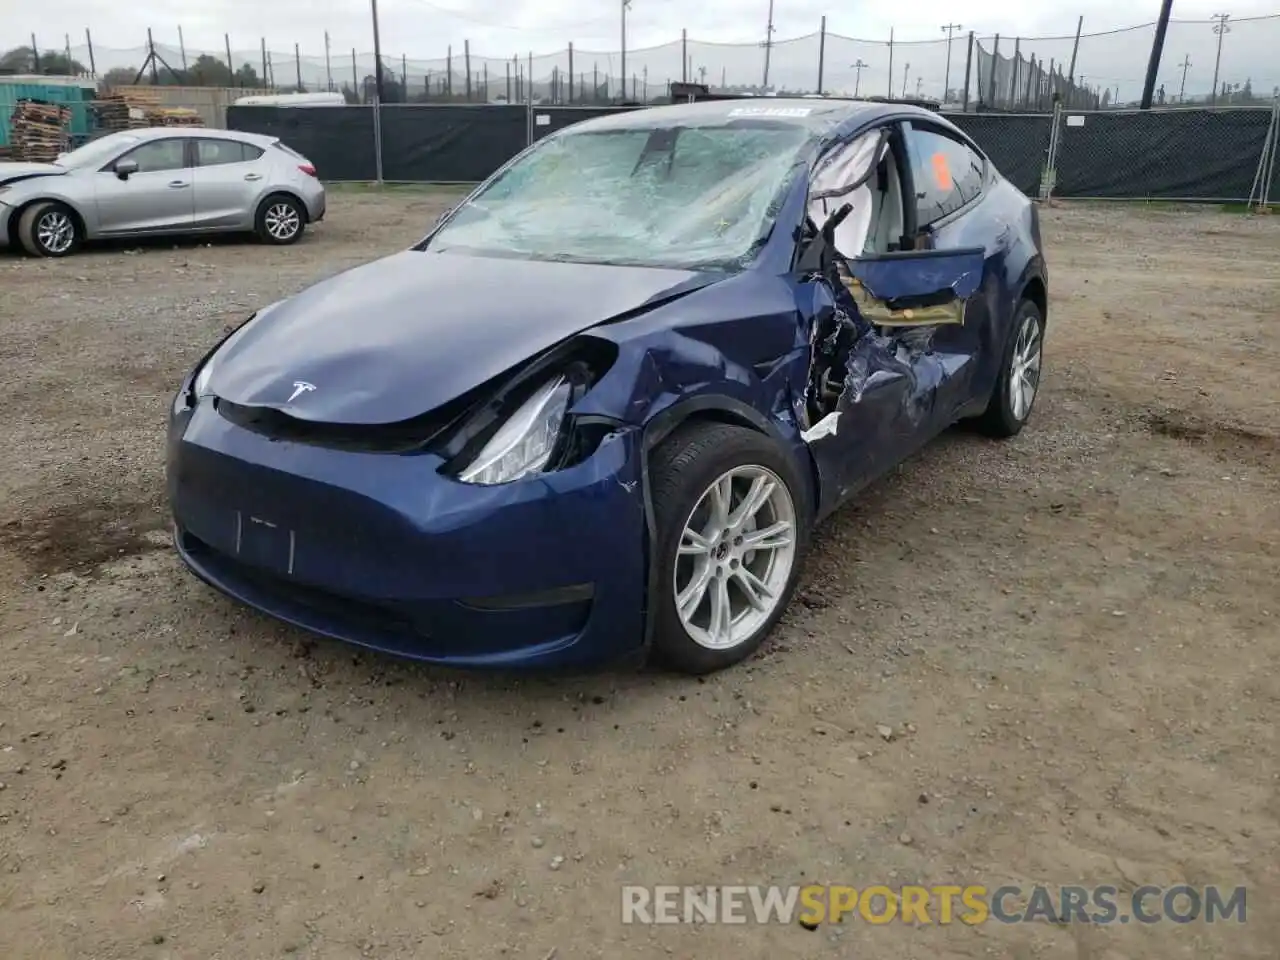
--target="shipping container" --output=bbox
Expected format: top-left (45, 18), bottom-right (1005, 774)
top-left (0, 78), bottom-right (96, 148)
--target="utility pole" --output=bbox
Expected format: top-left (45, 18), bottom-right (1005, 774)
top-left (941, 23), bottom-right (962, 103)
top-left (761, 0), bottom-right (776, 90)
top-left (178, 26), bottom-right (188, 72)
top-left (324, 31), bottom-right (332, 91)
top-left (1141, 0), bottom-right (1174, 109)
top-left (1178, 54), bottom-right (1191, 101)
top-left (1210, 13), bottom-right (1230, 104)
top-left (902, 61), bottom-right (909, 99)
top-left (621, 0), bottom-right (631, 103)
top-left (370, 0), bottom-right (386, 103)
top-left (851, 58), bottom-right (867, 96)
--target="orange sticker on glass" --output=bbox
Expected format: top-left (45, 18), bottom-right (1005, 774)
top-left (931, 152), bottom-right (953, 191)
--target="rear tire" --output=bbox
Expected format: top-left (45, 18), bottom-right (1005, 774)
top-left (255, 194), bottom-right (306, 245)
top-left (648, 422), bottom-right (810, 675)
top-left (18, 201), bottom-right (81, 257)
top-left (976, 298), bottom-right (1044, 438)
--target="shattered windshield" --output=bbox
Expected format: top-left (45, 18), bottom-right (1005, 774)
top-left (426, 122), bottom-right (814, 270)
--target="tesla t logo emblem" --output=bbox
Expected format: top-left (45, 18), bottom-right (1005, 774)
top-left (287, 381), bottom-right (316, 403)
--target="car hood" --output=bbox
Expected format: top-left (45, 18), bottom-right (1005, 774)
top-left (0, 162), bottom-right (68, 186)
top-left (207, 249), bottom-right (720, 424)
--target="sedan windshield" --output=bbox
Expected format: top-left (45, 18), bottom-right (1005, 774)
top-left (54, 133), bottom-right (140, 170)
top-left (427, 122), bottom-right (814, 270)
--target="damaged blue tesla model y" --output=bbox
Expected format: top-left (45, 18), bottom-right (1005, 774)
top-left (167, 98), bottom-right (1048, 674)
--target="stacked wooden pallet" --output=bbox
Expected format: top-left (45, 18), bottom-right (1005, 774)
top-left (92, 88), bottom-right (162, 131)
top-left (9, 100), bottom-right (71, 162)
top-left (147, 107), bottom-right (203, 127)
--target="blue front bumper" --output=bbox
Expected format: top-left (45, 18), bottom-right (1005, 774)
top-left (167, 399), bottom-right (649, 669)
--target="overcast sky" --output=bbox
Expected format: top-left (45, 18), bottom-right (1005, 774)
top-left (10, 0), bottom-right (1280, 100)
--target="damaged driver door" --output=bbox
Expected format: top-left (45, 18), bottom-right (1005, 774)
top-left (799, 123), bottom-right (987, 509)
top-left (839, 246), bottom-right (986, 469)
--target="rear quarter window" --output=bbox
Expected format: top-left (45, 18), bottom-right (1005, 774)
top-left (907, 125), bottom-right (986, 225)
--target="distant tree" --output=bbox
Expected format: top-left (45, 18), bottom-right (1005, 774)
top-left (101, 57), bottom-right (262, 89)
top-left (1101, 87), bottom-right (1112, 107)
top-left (233, 64), bottom-right (263, 88)
top-left (183, 53), bottom-right (234, 87)
top-left (0, 45), bottom-right (88, 76)
top-left (102, 65), bottom-right (139, 86)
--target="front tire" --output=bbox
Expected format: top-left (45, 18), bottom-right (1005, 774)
top-left (976, 299), bottom-right (1044, 438)
top-left (255, 195), bottom-right (306, 245)
top-left (18, 201), bottom-right (81, 257)
top-left (648, 422), bottom-right (810, 675)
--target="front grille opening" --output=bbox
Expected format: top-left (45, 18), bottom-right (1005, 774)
top-left (214, 397), bottom-right (470, 453)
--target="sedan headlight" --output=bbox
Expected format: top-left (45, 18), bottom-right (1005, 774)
top-left (458, 376), bottom-right (571, 485)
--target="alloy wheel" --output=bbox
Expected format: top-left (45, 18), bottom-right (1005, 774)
top-left (673, 465), bottom-right (798, 651)
top-left (36, 210), bottom-right (75, 255)
top-left (1008, 313), bottom-right (1043, 422)
top-left (264, 203), bottom-right (301, 241)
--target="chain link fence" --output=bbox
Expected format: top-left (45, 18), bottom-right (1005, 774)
top-left (1040, 103), bottom-right (1279, 203)
top-left (11, 14), bottom-right (1279, 109)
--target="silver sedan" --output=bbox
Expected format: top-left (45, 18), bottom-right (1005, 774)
top-left (0, 127), bottom-right (326, 257)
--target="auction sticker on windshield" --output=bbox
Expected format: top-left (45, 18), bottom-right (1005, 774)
top-left (727, 106), bottom-right (813, 117)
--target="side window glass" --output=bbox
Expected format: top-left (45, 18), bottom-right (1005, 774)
top-left (197, 139), bottom-right (260, 166)
top-left (906, 126), bottom-right (985, 226)
top-left (120, 139), bottom-right (186, 174)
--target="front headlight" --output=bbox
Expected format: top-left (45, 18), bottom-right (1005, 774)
top-left (187, 301), bottom-right (282, 401)
top-left (193, 357), bottom-right (216, 398)
top-left (458, 376), bottom-right (571, 485)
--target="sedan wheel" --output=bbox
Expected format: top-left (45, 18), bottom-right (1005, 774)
top-left (977, 298), bottom-right (1045, 438)
top-left (256, 196), bottom-right (305, 245)
top-left (650, 422), bottom-right (810, 674)
top-left (18, 202), bottom-right (80, 257)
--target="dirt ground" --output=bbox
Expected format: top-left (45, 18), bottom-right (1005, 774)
top-left (1, 190), bottom-right (1277, 960)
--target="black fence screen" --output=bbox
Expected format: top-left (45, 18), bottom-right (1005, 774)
top-left (228, 103), bottom-right (1280, 203)
top-left (1052, 108), bottom-right (1275, 200)
top-left (378, 104), bottom-right (527, 182)
top-left (227, 105), bottom-right (378, 182)
top-left (949, 113), bottom-right (1053, 195)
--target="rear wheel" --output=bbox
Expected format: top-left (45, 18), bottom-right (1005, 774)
top-left (18, 201), bottom-right (81, 257)
top-left (255, 195), bottom-right (305, 245)
top-left (976, 299), bottom-right (1044, 438)
top-left (648, 422), bottom-right (810, 674)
